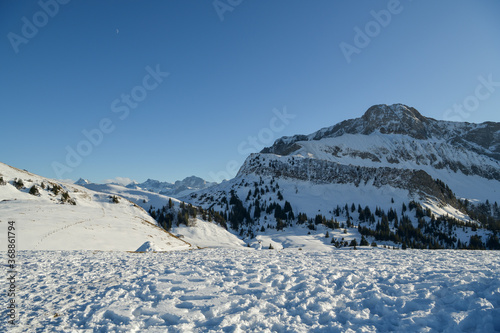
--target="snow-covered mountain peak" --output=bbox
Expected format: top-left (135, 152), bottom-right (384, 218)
top-left (125, 176), bottom-right (217, 196)
top-left (174, 175), bottom-right (213, 189)
top-left (262, 104), bottom-right (500, 164)
top-left (74, 178), bottom-right (90, 186)
top-left (308, 103), bottom-right (433, 141)
top-left (360, 104), bottom-right (429, 136)
top-left (362, 104), bottom-right (425, 123)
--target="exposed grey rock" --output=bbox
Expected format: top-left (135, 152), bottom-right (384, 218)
top-left (238, 154), bottom-right (457, 205)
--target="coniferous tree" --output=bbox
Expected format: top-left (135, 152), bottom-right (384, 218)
top-left (468, 235), bottom-right (484, 249)
top-left (29, 185), bottom-right (39, 196)
top-left (276, 218), bottom-right (285, 231)
top-left (486, 234), bottom-right (500, 250)
top-left (13, 178), bottom-right (24, 190)
top-left (254, 200), bottom-right (261, 219)
top-left (297, 213), bottom-right (308, 224)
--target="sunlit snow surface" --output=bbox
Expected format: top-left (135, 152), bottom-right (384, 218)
top-left (3, 249), bottom-right (500, 332)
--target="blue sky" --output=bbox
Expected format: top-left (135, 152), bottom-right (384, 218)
top-left (1, 0), bottom-right (500, 184)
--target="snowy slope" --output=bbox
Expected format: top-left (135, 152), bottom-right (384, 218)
top-left (173, 220), bottom-right (245, 249)
top-left (82, 182), bottom-right (245, 249)
top-left (4, 249), bottom-right (499, 332)
top-left (84, 182), bottom-right (180, 211)
top-left (0, 162), bottom-right (189, 251)
top-left (185, 172), bottom-right (493, 250)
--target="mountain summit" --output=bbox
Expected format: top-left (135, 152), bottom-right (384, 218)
top-left (74, 178), bottom-right (90, 186)
top-left (263, 104), bottom-right (500, 162)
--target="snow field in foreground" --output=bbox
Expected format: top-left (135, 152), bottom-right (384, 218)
top-left (2, 249), bottom-right (500, 332)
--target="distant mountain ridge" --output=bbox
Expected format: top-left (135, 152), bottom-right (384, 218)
top-left (126, 176), bottom-right (217, 196)
top-left (74, 175), bottom-right (217, 197)
top-left (75, 178), bottom-right (90, 186)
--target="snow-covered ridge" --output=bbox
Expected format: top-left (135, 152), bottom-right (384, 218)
top-left (0, 162), bottom-right (189, 251)
top-left (124, 176), bottom-right (217, 196)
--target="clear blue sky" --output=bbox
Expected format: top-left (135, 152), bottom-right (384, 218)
top-left (2, 0), bottom-right (500, 184)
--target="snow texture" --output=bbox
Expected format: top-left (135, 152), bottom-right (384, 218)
top-left (3, 249), bottom-right (499, 332)
top-left (171, 220), bottom-right (246, 249)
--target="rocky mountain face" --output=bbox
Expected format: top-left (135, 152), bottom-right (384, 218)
top-left (238, 154), bottom-right (458, 206)
top-left (184, 104), bottom-right (500, 250)
top-left (258, 104), bottom-right (499, 197)
top-left (263, 104), bottom-right (500, 163)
